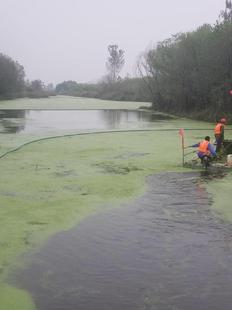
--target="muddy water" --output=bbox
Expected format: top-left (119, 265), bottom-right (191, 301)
top-left (12, 172), bottom-right (232, 310)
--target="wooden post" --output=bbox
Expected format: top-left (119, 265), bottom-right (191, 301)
top-left (178, 128), bottom-right (185, 166)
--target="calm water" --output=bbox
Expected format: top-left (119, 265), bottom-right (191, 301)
top-left (11, 172), bottom-right (232, 310)
top-left (0, 109), bottom-right (171, 134)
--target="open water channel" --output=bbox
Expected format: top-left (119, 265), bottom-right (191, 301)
top-left (2, 109), bottom-right (232, 309)
top-left (0, 109), bottom-right (171, 134)
top-left (9, 172), bottom-right (232, 310)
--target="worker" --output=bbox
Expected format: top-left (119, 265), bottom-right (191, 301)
top-left (214, 118), bottom-right (226, 153)
top-left (191, 136), bottom-right (217, 162)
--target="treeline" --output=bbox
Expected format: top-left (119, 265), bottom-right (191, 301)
top-left (55, 3), bottom-right (232, 120)
top-left (137, 2), bottom-right (232, 120)
top-left (138, 21), bottom-right (232, 120)
top-left (55, 78), bottom-right (150, 102)
top-left (0, 53), bottom-right (25, 99)
top-left (2, 1), bottom-right (232, 122)
top-left (0, 53), bottom-right (55, 100)
top-left (55, 45), bottom-right (149, 102)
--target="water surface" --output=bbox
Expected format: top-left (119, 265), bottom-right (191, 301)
top-left (0, 109), bottom-right (171, 134)
top-left (11, 172), bottom-right (232, 310)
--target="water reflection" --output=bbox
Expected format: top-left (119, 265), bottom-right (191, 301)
top-left (0, 110), bottom-right (26, 133)
top-left (0, 109), bottom-right (170, 134)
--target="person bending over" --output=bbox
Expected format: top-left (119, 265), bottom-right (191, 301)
top-left (191, 136), bottom-right (217, 162)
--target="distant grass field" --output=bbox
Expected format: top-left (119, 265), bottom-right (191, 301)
top-left (0, 95), bottom-right (151, 110)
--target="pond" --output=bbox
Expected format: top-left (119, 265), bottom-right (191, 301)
top-left (2, 107), bottom-right (232, 310)
top-left (0, 109), bottom-right (172, 134)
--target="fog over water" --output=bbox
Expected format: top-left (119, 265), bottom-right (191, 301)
top-left (1, 0), bottom-right (225, 84)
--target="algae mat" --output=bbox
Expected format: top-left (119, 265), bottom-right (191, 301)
top-left (0, 129), bottom-right (232, 309)
top-left (0, 96), bottom-right (151, 110)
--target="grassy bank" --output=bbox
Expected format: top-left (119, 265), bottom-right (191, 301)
top-left (0, 95), bottom-right (151, 110)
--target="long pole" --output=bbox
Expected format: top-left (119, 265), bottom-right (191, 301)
top-left (182, 137), bottom-right (185, 166)
top-left (178, 128), bottom-right (185, 166)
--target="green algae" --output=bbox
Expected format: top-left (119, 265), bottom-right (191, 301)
top-left (0, 131), bottom-right (183, 269)
top-left (0, 284), bottom-right (35, 310)
top-left (0, 95), bottom-right (151, 110)
top-left (0, 129), bottom-right (178, 309)
top-left (206, 173), bottom-right (232, 222)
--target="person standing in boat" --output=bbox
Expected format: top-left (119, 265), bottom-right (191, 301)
top-left (214, 118), bottom-right (226, 153)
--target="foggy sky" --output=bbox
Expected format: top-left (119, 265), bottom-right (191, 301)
top-left (0, 0), bottom-right (226, 85)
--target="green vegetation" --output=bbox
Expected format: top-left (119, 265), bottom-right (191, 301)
top-left (0, 285), bottom-right (35, 310)
top-left (0, 95), bottom-right (151, 110)
top-left (55, 77), bottom-right (149, 102)
top-left (0, 53), bottom-right (25, 100)
top-left (207, 173), bottom-right (232, 221)
top-left (139, 22), bottom-right (232, 121)
top-left (136, 2), bottom-right (232, 121)
top-left (55, 2), bottom-right (232, 121)
top-left (25, 80), bottom-right (55, 98)
top-left (0, 53), bottom-right (54, 100)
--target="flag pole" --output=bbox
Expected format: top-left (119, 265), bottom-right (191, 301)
top-left (182, 136), bottom-right (185, 166)
top-left (178, 128), bottom-right (185, 167)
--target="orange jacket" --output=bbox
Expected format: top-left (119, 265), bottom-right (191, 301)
top-left (198, 140), bottom-right (210, 155)
top-left (214, 123), bottom-right (224, 135)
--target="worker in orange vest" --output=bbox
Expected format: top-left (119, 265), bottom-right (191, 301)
top-left (214, 118), bottom-right (226, 153)
top-left (191, 136), bottom-right (217, 162)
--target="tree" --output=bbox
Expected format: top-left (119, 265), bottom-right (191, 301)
top-left (0, 53), bottom-right (25, 99)
top-left (137, 18), bottom-right (232, 120)
top-left (221, 0), bottom-right (232, 22)
top-left (55, 80), bottom-right (79, 95)
top-left (106, 45), bottom-right (125, 83)
top-left (26, 79), bottom-right (49, 98)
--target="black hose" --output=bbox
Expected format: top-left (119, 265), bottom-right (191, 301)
top-left (1, 127), bottom-right (231, 160)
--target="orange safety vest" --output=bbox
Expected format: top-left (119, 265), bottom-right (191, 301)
top-left (198, 140), bottom-right (210, 155)
top-left (214, 123), bottom-right (223, 135)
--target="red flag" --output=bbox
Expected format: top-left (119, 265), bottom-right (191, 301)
top-left (178, 128), bottom-right (185, 152)
top-left (178, 128), bottom-right (184, 137)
